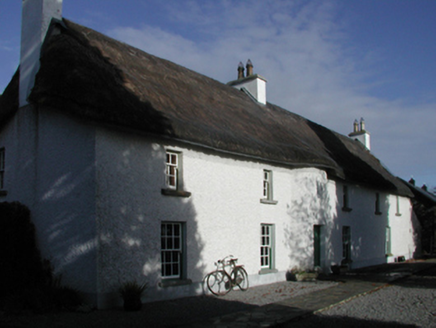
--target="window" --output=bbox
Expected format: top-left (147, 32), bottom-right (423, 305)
top-left (260, 170), bottom-right (277, 204)
top-left (375, 193), bottom-right (382, 215)
top-left (263, 170), bottom-right (271, 199)
top-left (161, 150), bottom-right (191, 197)
top-left (161, 222), bottom-right (184, 279)
top-left (165, 151), bottom-right (178, 189)
top-left (0, 148), bottom-right (4, 190)
top-left (342, 226), bottom-right (351, 261)
top-left (385, 226), bottom-right (392, 255)
top-left (260, 224), bottom-right (274, 269)
top-left (342, 185), bottom-right (352, 212)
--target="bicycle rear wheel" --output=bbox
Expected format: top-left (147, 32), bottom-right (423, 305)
top-left (233, 267), bottom-right (249, 291)
top-left (207, 270), bottom-right (232, 296)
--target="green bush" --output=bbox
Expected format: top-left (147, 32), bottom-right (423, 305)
top-left (0, 201), bottom-right (46, 293)
top-left (0, 201), bottom-right (82, 312)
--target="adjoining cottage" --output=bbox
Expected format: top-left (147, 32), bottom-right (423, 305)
top-left (0, 0), bottom-right (420, 308)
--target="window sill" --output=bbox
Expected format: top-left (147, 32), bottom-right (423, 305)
top-left (0, 190), bottom-right (7, 197)
top-left (158, 278), bottom-right (192, 288)
top-left (161, 189), bottom-right (192, 198)
top-left (260, 199), bottom-right (278, 205)
top-left (375, 211), bottom-right (382, 216)
top-left (258, 268), bottom-right (278, 275)
top-left (342, 207), bottom-right (352, 212)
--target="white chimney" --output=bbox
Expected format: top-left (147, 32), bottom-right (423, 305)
top-left (20, 0), bottom-right (63, 107)
top-left (348, 117), bottom-right (371, 150)
top-left (227, 60), bottom-right (267, 105)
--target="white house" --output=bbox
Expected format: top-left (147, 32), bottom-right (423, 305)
top-left (0, 0), bottom-right (420, 308)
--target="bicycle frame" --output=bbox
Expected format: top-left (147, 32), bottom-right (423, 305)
top-left (207, 255), bottom-right (249, 296)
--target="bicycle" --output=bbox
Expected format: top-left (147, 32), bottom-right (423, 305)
top-left (206, 255), bottom-right (249, 296)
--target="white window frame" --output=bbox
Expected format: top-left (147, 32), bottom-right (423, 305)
top-left (161, 222), bottom-right (183, 279)
top-left (0, 148), bottom-right (4, 190)
top-left (260, 224), bottom-right (274, 269)
top-left (165, 151), bottom-right (179, 190)
top-left (263, 170), bottom-right (272, 200)
top-left (261, 170), bottom-right (277, 204)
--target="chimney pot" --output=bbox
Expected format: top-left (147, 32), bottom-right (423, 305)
top-left (409, 177), bottom-right (415, 186)
top-left (360, 117), bottom-right (366, 131)
top-left (353, 119), bottom-right (359, 132)
top-left (237, 62), bottom-right (245, 79)
top-left (246, 59), bottom-right (253, 76)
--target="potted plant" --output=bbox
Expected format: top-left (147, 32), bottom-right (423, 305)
top-left (331, 259), bottom-right (353, 275)
top-left (119, 281), bottom-right (147, 311)
top-left (289, 266), bottom-right (320, 282)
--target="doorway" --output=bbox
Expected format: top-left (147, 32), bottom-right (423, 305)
top-left (314, 225), bottom-right (322, 268)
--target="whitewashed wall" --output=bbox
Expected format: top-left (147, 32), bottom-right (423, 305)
top-left (0, 109), bottom-right (420, 309)
top-left (93, 126), bottom-right (420, 307)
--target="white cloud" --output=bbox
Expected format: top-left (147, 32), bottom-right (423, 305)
top-left (108, 0), bottom-right (436, 186)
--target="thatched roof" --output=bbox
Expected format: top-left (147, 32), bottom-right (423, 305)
top-left (0, 19), bottom-right (412, 197)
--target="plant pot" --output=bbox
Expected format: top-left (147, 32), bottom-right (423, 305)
top-left (295, 272), bottom-right (318, 282)
top-left (331, 265), bottom-right (340, 275)
top-left (123, 297), bottom-right (142, 311)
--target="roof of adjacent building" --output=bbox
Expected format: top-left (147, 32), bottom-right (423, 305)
top-left (0, 19), bottom-right (412, 197)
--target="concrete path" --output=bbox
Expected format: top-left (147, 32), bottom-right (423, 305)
top-left (184, 260), bottom-right (436, 328)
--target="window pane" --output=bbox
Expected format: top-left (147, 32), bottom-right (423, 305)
top-left (165, 251), bottom-right (172, 262)
top-left (165, 264), bottom-right (171, 275)
top-left (172, 264), bottom-right (179, 275)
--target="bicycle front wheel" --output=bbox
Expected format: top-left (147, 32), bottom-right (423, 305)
top-left (207, 270), bottom-right (232, 296)
top-left (233, 267), bottom-right (249, 291)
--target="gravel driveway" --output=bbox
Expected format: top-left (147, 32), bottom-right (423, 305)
top-left (0, 280), bottom-right (336, 328)
top-left (284, 271), bottom-right (436, 328)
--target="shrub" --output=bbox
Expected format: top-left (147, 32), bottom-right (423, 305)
top-left (0, 201), bottom-right (82, 312)
top-left (0, 201), bottom-right (45, 293)
top-left (119, 281), bottom-right (147, 311)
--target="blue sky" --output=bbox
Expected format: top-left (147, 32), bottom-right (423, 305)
top-left (1, 0), bottom-right (435, 190)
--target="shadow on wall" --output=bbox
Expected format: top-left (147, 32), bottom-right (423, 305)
top-left (284, 175), bottom-right (337, 271)
top-left (96, 137), bottom-right (206, 306)
top-left (38, 134), bottom-right (207, 307)
top-left (283, 174), bottom-right (404, 273)
top-left (342, 189), bottom-right (391, 269)
top-left (26, 23), bottom-right (208, 307)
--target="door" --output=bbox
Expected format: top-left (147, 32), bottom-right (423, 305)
top-left (314, 225), bottom-right (321, 268)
